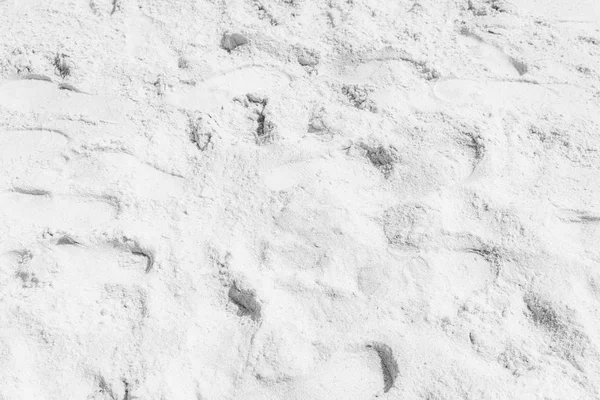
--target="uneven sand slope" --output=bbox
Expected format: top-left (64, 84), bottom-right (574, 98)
top-left (1, 0), bottom-right (600, 399)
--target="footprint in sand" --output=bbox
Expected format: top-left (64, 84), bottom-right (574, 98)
top-left (457, 29), bottom-right (526, 77)
top-left (0, 79), bottom-right (125, 121)
top-left (424, 250), bottom-right (497, 314)
top-left (0, 128), bottom-right (68, 162)
top-left (167, 65), bottom-right (291, 114)
top-left (288, 348), bottom-right (385, 400)
top-left (433, 78), bottom-right (483, 105)
top-left (67, 152), bottom-right (184, 202)
top-left (0, 191), bottom-right (117, 236)
top-left (0, 240), bottom-right (151, 357)
top-left (2, 237), bottom-right (151, 286)
top-left (359, 250), bottom-right (496, 311)
top-left (514, 0), bottom-right (600, 21)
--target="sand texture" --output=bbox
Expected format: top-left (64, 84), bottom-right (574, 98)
top-left (1, 0), bottom-right (600, 399)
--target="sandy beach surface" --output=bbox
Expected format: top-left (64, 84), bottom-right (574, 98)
top-left (1, 0), bottom-right (600, 398)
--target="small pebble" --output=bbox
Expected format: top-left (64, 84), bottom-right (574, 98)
top-left (221, 33), bottom-right (248, 51)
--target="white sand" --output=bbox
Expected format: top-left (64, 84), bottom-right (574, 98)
top-left (1, 0), bottom-right (600, 398)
